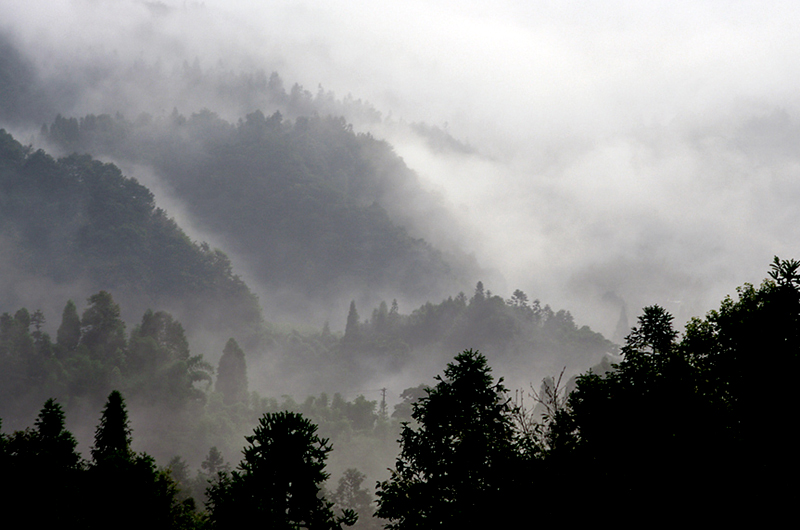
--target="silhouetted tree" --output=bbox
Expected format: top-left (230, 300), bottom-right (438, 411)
top-left (2, 398), bottom-right (84, 526)
top-left (91, 389), bottom-right (132, 464)
top-left (376, 350), bottom-right (521, 529)
top-left (207, 411), bottom-right (356, 529)
top-left (34, 398), bottom-right (82, 471)
top-left (87, 390), bottom-right (196, 529)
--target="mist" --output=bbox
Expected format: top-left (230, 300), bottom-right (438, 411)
top-left (3, 0), bottom-right (800, 343)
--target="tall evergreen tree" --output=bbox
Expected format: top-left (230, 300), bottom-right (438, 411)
top-left (91, 389), bottom-right (132, 464)
top-left (344, 300), bottom-right (360, 342)
top-left (4, 399), bottom-right (84, 527)
top-left (215, 338), bottom-right (248, 405)
top-left (56, 299), bottom-right (81, 352)
top-left (87, 390), bottom-right (198, 529)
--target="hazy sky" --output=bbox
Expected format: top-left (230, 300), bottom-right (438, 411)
top-left (5, 0), bottom-right (800, 335)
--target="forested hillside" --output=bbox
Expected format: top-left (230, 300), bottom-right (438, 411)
top-left (40, 109), bottom-right (478, 318)
top-left (0, 129), bottom-right (262, 346)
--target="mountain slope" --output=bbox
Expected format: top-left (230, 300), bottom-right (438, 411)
top-left (42, 110), bottom-right (481, 321)
top-left (0, 129), bottom-right (262, 347)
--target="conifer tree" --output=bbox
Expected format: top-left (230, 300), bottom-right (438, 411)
top-left (34, 398), bottom-right (81, 471)
top-left (57, 301), bottom-right (81, 352)
top-left (215, 338), bottom-right (248, 405)
top-left (91, 389), bottom-right (132, 464)
top-left (344, 300), bottom-right (360, 342)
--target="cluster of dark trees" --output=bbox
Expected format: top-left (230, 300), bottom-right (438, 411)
top-left (1, 389), bottom-right (382, 529)
top-left (1, 391), bottom-right (200, 529)
top-left (0, 287), bottom-right (268, 469)
top-left (376, 258), bottom-right (800, 526)
top-left (247, 280), bottom-right (615, 396)
top-left (2, 259), bottom-right (797, 525)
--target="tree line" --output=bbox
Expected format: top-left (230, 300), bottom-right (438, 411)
top-left (3, 258), bottom-right (797, 525)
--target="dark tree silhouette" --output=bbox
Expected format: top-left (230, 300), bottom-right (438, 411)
top-left (91, 389), bottom-right (132, 464)
top-left (376, 349), bottom-right (521, 529)
top-left (2, 399), bottom-right (83, 526)
top-left (87, 390), bottom-right (196, 529)
top-left (207, 411), bottom-right (355, 529)
top-left (539, 260), bottom-right (800, 522)
top-left (34, 398), bottom-right (81, 471)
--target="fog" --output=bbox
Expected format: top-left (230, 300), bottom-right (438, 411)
top-left (4, 0), bottom-right (800, 338)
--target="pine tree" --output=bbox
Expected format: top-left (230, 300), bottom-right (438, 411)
top-left (91, 389), bottom-right (132, 464)
top-left (34, 398), bottom-right (81, 471)
top-left (215, 338), bottom-right (248, 405)
top-left (344, 300), bottom-right (360, 342)
top-left (56, 300), bottom-right (81, 352)
top-left (88, 390), bottom-right (197, 529)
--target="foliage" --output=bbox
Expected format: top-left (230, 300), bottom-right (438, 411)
top-left (39, 109), bottom-right (477, 312)
top-left (56, 299), bottom-right (81, 352)
top-left (207, 411), bottom-right (356, 529)
top-left (375, 350), bottom-right (522, 529)
top-left (34, 397), bottom-right (82, 471)
top-left (129, 310), bottom-right (213, 407)
top-left (91, 390), bottom-right (133, 464)
top-left (1, 393), bottom-right (199, 529)
top-left (534, 257), bottom-right (800, 519)
top-left (0, 128), bottom-right (262, 343)
top-left (331, 468), bottom-right (380, 530)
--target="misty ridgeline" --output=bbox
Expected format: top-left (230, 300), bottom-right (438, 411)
top-left (1, 6), bottom-right (799, 526)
